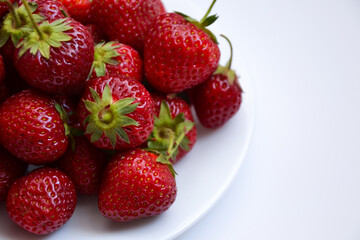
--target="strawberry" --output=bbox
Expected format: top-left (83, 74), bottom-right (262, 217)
top-left (91, 0), bottom-right (165, 53)
top-left (57, 0), bottom-right (91, 23)
top-left (147, 93), bottom-right (196, 163)
top-left (77, 75), bottom-right (154, 149)
top-left (57, 136), bottom-right (107, 195)
top-left (144, 0), bottom-right (220, 93)
top-left (6, 167), bottom-right (77, 234)
top-left (90, 41), bottom-right (143, 82)
top-left (98, 148), bottom-right (177, 222)
top-left (0, 89), bottom-right (69, 164)
top-left (194, 35), bottom-right (243, 128)
top-left (30, 0), bottom-right (69, 20)
top-left (12, 0), bottom-right (94, 95)
top-left (0, 146), bottom-right (28, 201)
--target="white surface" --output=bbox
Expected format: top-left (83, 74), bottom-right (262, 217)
top-left (0, 1), bottom-right (255, 239)
top-left (177, 0), bottom-right (360, 239)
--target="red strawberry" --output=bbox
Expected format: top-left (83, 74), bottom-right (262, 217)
top-left (90, 41), bottom-right (143, 82)
top-left (194, 35), bottom-right (243, 128)
top-left (58, 136), bottom-right (107, 195)
top-left (85, 24), bottom-right (106, 43)
top-left (148, 93), bottom-right (196, 163)
top-left (0, 146), bottom-right (28, 201)
top-left (12, 1), bottom-right (94, 95)
top-left (57, 0), bottom-right (91, 23)
top-left (6, 167), bottom-right (77, 234)
top-left (144, 0), bottom-right (220, 93)
top-left (30, 0), bottom-right (69, 20)
top-left (91, 0), bottom-right (165, 53)
top-left (98, 148), bottom-right (177, 222)
top-left (0, 89), bottom-right (69, 164)
top-left (77, 75), bottom-right (154, 150)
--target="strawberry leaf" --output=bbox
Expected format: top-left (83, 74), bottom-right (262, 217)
top-left (202, 14), bottom-right (219, 27)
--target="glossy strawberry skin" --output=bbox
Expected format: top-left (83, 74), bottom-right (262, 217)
top-left (98, 149), bottom-right (177, 222)
top-left (57, 0), bottom-right (91, 23)
top-left (151, 93), bottom-right (197, 162)
top-left (6, 167), bottom-right (77, 235)
top-left (14, 18), bottom-right (94, 95)
top-left (90, 42), bottom-right (143, 82)
top-left (0, 89), bottom-right (69, 164)
top-left (77, 76), bottom-right (154, 149)
top-left (194, 74), bottom-right (243, 128)
top-left (0, 146), bottom-right (28, 201)
top-left (58, 136), bottom-right (107, 195)
top-left (144, 13), bottom-right (220, 93)
top-left (92, 0), bottom-right (165, 53)
top-left (32, 0), bottom-right (69, 20)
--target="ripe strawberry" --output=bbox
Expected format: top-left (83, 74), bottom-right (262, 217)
top-left (194, 35), bottom-right (243, 128)
top-left (57, 0), bottom-right (91, 23)
top-left (91, 0), bottom-right (165, 53)
top-left (58, 136), bottom-right (107, 195)
top-left (0, 89), bottom-right (69, 164)
top-left (90, 41), bottom-right (143, 82)
top-left (148, 93), bottom-right (196, 163)
top-left (77, 76), bottom-right (154, 150)
top-left (30, 0), bottom-right (69, 20)
top-left (98, 148), bottom-right (177, 222)
top-left (12, 0), bottom-right (94, 95)
top-left (0, 146), bottom-right (28, 201)
top-left (6, 167), bottom-right (77, 234)
top-left (144, 0), bottom-right (220, 93)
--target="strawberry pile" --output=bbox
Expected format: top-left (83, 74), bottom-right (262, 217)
top-left (0, 0), bottom-right (243, 235)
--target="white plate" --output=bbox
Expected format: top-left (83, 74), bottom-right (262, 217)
top-left (0, 1), bottom-right (255, 239)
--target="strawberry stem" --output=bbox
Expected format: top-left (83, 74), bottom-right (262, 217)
top-left (200, 0), bottom-right (217, 24)
top-left (4, 0), bottom-right (21, 28)
top-left (21, 0), bottom-right (45, 40)
top-left (220, 34), bottom-right (233, 70)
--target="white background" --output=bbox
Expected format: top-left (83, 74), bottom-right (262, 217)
top-left (176, 0), bottom-right (360, 239)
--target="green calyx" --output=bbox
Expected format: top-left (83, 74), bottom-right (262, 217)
top-left (17, 18), bottom-right (73, 59)
top-left (145, 101), bottom-right (194, 177)
top-left (0, 2), bottom-right (44, 48)
top-left (174, 0), bottom-right (219, 43)
top-left (91, 41), bottom-right (122, 78)
top-left (215, 34), bottom-right (238, 85)
top-left (83, 84), bottom-right (140, 149)
top-left (12, 0), bottom-right (73, 59)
